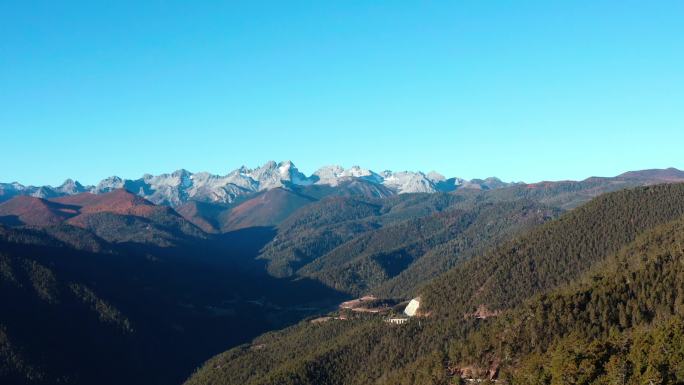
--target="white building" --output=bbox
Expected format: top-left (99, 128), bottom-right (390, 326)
top-left (404, 297), bottom-right (420, 317)
top-left (386, 317), bottom-right (409, 325)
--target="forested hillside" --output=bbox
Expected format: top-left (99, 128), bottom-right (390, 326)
top-left (186, 183), bottom-right (684, 385)
top-left (257, 193), bottom-right (559, 298)
top-left (450, 215), bottom-right (684, 383)
top-left (0, 224), bottom-right (344, 385)
top-left (300, 200), bottom-right (557, 297)
top-left (5, 177), bottom-right (684, 385)
top-left (422, 183), bottom-right (684, 316)
top-left (258, 196), bottom-right (385, 277)
top-left (254, 173), bottom-right (684, 299)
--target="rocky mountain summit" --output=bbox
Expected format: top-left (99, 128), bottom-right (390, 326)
top-left (0, 161), bottom-right (512, 206)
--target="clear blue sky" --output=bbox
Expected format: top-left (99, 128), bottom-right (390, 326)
top-left (2, 1), bottom-right (683, 186)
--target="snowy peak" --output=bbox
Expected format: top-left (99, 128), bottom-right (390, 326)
top-left (313, 165), bottom-right (382, 186)
top-left (95, 176), bottom-right (124, 193)
top-left (280, 161), bottom-right (313, 186)
top-left (312, 165), bottom-right (346, 184)
top-left (381, 171), bottom-right (437, 194)
top-left (426, 171), bottom-right (446, 183)
top-left (236, 160), bottom-right (312, 190)
top-left (0, 161), bottom-right (518, 207)
top-left (57, 179), bottom-right (87, 195)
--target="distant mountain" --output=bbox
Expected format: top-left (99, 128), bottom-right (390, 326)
top-left (617, 167), bottom-right (684, 181)
top-left (0, 196), bottom-right (79, 227)
top-left (4, 163), bottom-right (684, 210)
top-left (480, 168), bottom-right (684, 210)
top-left (175, 180), bottom-right (393, 234)
top-left (0, 189), bottom-right (204, 246)
top-left (214, 188), bottom-right (316, 232)
top-left (0, 161), bottom-right (516, 206)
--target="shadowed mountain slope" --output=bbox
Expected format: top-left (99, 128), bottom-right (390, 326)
top-left (0, 196), bottom-right (79, 227)
top-left (299, 200), bottom-right (559, 297)
top-left (0, 190), bottom-right (205, 246)
top-left (184, 183), bottom-right (684, 385)
top-left (219, 188), bottom-right (317, 231)
top-left (0, 224), bottom-right (346, 385)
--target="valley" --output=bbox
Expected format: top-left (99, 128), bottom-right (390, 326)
top-left (185, 182), bottom-right (684, 385)
top-left (5, 2), bottom-right (681, 383)
top-left (2, 167), bottom-right (684, 384)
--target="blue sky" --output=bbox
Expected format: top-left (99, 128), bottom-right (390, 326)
top-left (1, 1), bottom-right (683, 186)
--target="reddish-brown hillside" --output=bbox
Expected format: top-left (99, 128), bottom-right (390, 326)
top-left (176, 201), bottom-right (228, 233)
top-left (53, 189), bottom-right (160, 217)
top-left (221, 188), bottom-right (315, 231)
top-left (0, 195), bottom-right (79, 226)
top-left (0, 190), bottom-right (204, 246)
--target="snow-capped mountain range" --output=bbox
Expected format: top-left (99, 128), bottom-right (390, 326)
top-left (0, 161), bottom-right (513, 206)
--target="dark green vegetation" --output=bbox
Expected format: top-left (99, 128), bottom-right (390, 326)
top-left (300, 199), bottom-right (558, 297)
top-left (186, 183), bottom-right (684, 385)
top-left (453, 215), bottom-right (684, 384)
top-left (4, 170), bottom-right (684, 385)
top-left (0, 217), bottom-right (344, 384)
top-left (259, 194), bottom-right (559, 298)
top-left (254, 170), bottom-right (684, 299)
top-left (422, 182), bottom-right (684, 315)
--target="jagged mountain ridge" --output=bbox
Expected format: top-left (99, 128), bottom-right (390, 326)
top-left (0, 161), bottom-right (513, 206)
